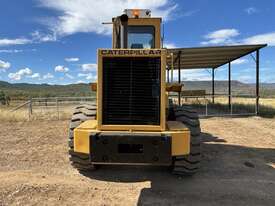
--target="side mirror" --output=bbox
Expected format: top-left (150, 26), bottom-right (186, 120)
top-left (120, 14), bottom-right (128, 23)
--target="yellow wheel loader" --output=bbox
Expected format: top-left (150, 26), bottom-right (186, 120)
top-left (68, 9), bottom-right (201, 175)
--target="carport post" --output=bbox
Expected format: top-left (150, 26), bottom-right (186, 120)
top-left (212, 68), bottom-right (215, 104)
top-left (228, 62), bottom-right (231, 110)
top-left (178, 51), bottom-right (181, 106)
top-left (256, 50), bottom-right (260, 115)
top-left (167, 68), bottom-right (170, 83)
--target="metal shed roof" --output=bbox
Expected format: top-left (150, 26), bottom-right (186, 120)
top-left (166, 44), bottom-right (267, 70)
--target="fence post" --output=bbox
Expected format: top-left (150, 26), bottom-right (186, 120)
top-left (28, 98), bottom-right (33, 120)
top-left (56, 97), bottom-right (59, 120)
top-left (205, 97), bottom-right (208, 116)
top-left (255, 96), bottom-right (258, 115)
top-left (229, 95), bottom-right (233, 115)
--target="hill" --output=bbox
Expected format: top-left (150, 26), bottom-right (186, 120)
top-left (0, 80), bottom-right (274, 99)
top-left (0, 81), bottom-right (95, 100)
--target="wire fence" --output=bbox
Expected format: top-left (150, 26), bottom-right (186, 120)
top-left (2, 94), bottom-right (273, 121)
top-left (9, 96), bottom-right (96, 120)
top-left (169, 94), bottom-right (260, 117)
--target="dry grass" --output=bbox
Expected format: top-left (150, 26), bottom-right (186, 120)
top-left (0, 109), bottom-right (29, 122)
top-left (175, 96), bottom-right (275, 117)
top-left (0, 106), bottom-right (73, 122)
top-left (209, 97), bottom-right (275, 107)
top-left (181, 96), bottom-right (275, 107)
top-left (209, 97), bottom-right (275, 117)
top-left (1, 97), bottom-right (275, 122)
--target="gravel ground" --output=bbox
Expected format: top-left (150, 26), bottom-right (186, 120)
top-left (0, 117), bottom-right (274, 206)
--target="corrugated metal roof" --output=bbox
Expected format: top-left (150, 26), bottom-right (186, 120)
top-left (166, 44), bottom-right (267, 70)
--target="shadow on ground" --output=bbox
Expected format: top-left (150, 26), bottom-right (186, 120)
top-left (81, 133), bottom-right (275, 206)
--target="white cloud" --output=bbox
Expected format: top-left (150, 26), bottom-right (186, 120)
top-left (17, 68), bottom-right (32, 75)
top-left (243, 32), bottom-right (275, 46)
top-left (163, 42), bottom-right (177, 48)
top-left (232, 59), bottom-right (248, 65)
top-left (0, 49), bottom-right (36, 53)
top-left (31, 30), bottom-right (57, 42)
top-left (201, 29), bottom-right (240, 45)
top-left (78, 73), bottom-right (87, 77)
top-left (38, 0), bottom-right (177, 36)
top-left (86, 73), bottom-right (97, 81)
top-left (182, 9), bottom-right (200, 17)
top-left (169, 69), bottom-right (211, 81)
top-left (238, 75), bottom-right (256, 83)
top-left (43, 73), bottom-right (54, 79)
top-left (76, 80), bottom-right (84, 84)
top-left (205, 29), bottom-right (240, 40)
top-left (0, 49), bottom-right (23, 53)
top-left (201, 29), bottom-right (275, 47)
top-left (30, 73), bottom-right (41, 79)
top-left (245, 7), bottom-right (258, 15)
top-left (65, 57), bottom-right (79, 62)
top-left (8, 68), bottom-right (32, 81)
top-left (65, 73), bottom-right (74, 79)
top-left (0, 31), bottom-right (56, 47)
top-left (81, 63), bottom-right (97, 72)
top-left (55, 65), bottom-right (69, 72)
top-left (180, 70), bottom-right (210, 81)
top-left (0, 60), bottom-right (11, 70)
top-left (8, 69), bottom-right (52, 81)
top-left (78, 73), bottom-right (97, 81)
top-left (0, 38), bottom-right (32, 46)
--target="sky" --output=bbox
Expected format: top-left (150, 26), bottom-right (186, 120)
top-left (0, 0), bottom-right (274, 85)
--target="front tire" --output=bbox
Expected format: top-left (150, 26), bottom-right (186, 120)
top-left (171, 106), bottom-right (201, 176)
top-left (68, 104), bottom-right (97, 171)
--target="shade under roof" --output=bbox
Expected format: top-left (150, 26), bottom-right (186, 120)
top-left (166, 44), bottom-right (267, 70)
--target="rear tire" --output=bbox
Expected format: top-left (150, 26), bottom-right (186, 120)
top-left (68, 104), bottom-right (97, 171)
top-left (171, 106), bottom-right (201, 176)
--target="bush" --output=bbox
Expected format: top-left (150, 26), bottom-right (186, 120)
top-left (0, 91), bottom-right (10, 105)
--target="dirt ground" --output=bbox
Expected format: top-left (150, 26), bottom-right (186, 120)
top-left (0, 117), bottom-right (274, 206)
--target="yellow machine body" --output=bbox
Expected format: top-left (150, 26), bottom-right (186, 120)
top-left (97, 49), bottom-right (167, 131)
top-left (113, 18), bottom-right (162, 49)
top-left (73, 9), bottom-right (191, 161)
top-left (74, 120), bottom-right (190, 156)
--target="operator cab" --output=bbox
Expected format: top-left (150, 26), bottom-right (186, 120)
top-left (128, 26), bottom-right (155, 49)
top-left (112, 9), bottom-right (161, 49)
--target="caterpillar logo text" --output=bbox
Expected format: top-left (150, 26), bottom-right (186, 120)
top-left (100, 49), bottom-right (162, 56)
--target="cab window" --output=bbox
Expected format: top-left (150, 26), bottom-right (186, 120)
top-left (127, 26), bottom-right (155, 49)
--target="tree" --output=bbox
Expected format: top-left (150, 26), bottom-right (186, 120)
top-left (5, 95), bottom-right (10, 105)
top-left (0, 91), bottom-right (10, 105)
top-left (0, 91), bottom-right (6, 105)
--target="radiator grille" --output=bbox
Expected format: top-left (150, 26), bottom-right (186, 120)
top-left (102, 57), bottom-right (161, 125)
